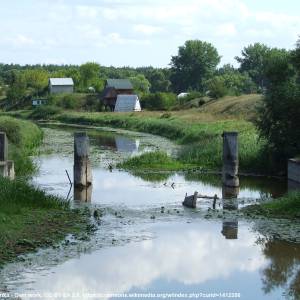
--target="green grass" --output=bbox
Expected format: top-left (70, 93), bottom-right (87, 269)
top-left (0, 94), bottom-right (270, 173)
top-left (243, 192), bottom-right (300, 219)
top-left (0, 116), bottom-right (43, 175)
top-left (118, 151), bottom-right (187, 171)
top-left (0, 177), bottom-right (89, 266)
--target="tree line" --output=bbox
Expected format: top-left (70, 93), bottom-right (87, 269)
top-left (0, 39), bottom-right (297, 102)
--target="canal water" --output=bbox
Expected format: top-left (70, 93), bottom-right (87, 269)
top-left (0, 125), bottom-right (299, 300)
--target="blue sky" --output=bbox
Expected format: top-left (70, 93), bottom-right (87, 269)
top-left (0, 0), bottom-right (299, 67)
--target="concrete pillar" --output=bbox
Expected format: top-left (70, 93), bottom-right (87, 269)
top-left (0, 132), bottom-right (8, 161)
top-left (222, 131), bottom-right (239, 187)
top-left (0, 161), bottom-right (7, 177)
top-left (74, 186), bottom-right (92, 202)
top-left (74, 132), bottom-right (92, 187)
top-left (6, 161), bottom-right (15, 180)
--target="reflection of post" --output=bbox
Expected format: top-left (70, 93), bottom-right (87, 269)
top-left (74, 186), bottom-right (92, 202)
top-left (222, 132), bottom-right (239, 187)
top-left (74, 132), bottom-right (92, 187)
top-left (222, 185), bottom-right (239, 239)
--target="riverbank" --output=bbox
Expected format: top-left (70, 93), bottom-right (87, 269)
top-left (0, 116), bottom-right (43, 175)
top-left (55, 111), bottom-right (268, 174)
top-left (1, 105), bottom-right (270, 174)
top-left (243, 192), bottom-right (300, 219)
top-left (0, 177), bottom-right (91, 267)
top-left (0, 116), bottom-right (91, 267)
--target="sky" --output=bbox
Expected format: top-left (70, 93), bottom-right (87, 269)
top-left (0, 0), bottom-right (299, 67)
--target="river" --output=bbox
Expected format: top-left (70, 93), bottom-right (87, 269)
top-left (0, 125), bottom-right (299, 300)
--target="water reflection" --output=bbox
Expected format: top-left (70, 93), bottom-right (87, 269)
top-left (221, 185), bottom-right (239, 240)
top-left (261, 239), bottom-right (300, 299)
top-left (91, 134), bottom-right (140, 154)
top-left (9, 222), bottom-right (274, 300)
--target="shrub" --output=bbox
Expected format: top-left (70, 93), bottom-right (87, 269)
top-left (141, 92), bottom-right (177, 110)
top-left (206, 77), bottom-right (228, 99)
top-left (30, 106), bottom-right (62, 120)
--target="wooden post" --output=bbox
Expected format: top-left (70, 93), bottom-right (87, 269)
top-left (222, 131), bottom-right (239, 187)
top-left (0, 132), bottom-right (8, 161)
top-left (74, 132), bottom-right (92, 187)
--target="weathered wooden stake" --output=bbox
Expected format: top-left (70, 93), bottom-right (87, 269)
top-left (74, 132), bottom-right (92, 187)
top-left (0, 132), bottom-right (8, 161)
top-left (222, 131), bottom-right (239, 187)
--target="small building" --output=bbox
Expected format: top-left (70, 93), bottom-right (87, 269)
top-left (102, 79), bottom-right (133, 111)
top-left (49, 78), bottom-right (74, 94)
top-left (114, 95), bottom-right (141, 112)
top-left (32, 99), bottom-right (47, 106)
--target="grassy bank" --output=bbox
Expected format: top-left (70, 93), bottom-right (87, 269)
top-left (243, 192), bottom-right (300, 219)
top-left (0, 116), bottom-right (91, 267)
top-left (0, 116), bottom-right (43, 175)
top-left (0, 177), bottom-right (90, 266)
top-left (1, 94), bottom-right (269, 173)
top-left (53, 110), bottom-right (267, 173)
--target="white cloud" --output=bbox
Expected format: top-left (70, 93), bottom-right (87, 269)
top-left (133, 24), bottom-right (163, 35)
top-left (0, 0), bottom-right (299, 66)
top-left (215, 23), bottom-right (237, 37)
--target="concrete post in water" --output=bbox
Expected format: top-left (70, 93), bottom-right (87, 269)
top-left (222, 131), bottom-right (239, 187)
top-left (74, 132), bottom-right (92, 187)
top-left (6, 161), bottom-right (15, 180)
top-left (74, 186), bottom-right (92, 202)
top-left (0, 132), bottom-right (8, 162)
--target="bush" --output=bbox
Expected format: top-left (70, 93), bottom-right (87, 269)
top-left (206, 77), bottom-right (228, 99)
top-left (141, 92), bottom-right (177, 110)
top-left (30, 106), bottom-right (62, 120)
top-left (178, 91), bottom-right (203, 105)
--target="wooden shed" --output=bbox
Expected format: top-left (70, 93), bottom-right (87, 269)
top-left (102, 79), bottom-right (133, 111)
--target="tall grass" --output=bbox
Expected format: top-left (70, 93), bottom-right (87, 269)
top-left (0, 116), bottom-right (43, 175)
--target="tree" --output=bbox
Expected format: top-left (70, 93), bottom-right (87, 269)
top-left (129, 74), bottom-right (151, 94)
top-left (23, 69), bottom-right (48, 96)
top-left (6, 71), bottom-right (26, 106)
top-left (170, 40), bottom-right (221, 93)
top-left (235, 43), bottom-right (270, 90)
top-left (205, 76), bottom-right (228, 99)
top-left (257, 45), bottom-right (299, 167)
top-left (79, 62), bottom-right (100, 89)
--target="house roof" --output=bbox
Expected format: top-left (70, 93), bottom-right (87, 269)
top-left (106, 79), bottom-right (133, 90)
top-left (49, 78), bottom-right (74, 86)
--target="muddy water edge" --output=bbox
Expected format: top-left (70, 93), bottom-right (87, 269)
top-left (0, 124), bottom-right (300, 300)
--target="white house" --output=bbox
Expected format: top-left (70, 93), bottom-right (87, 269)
top-left (49, 78), bottom-right (74, 94)
top-left (114, 95), bottom-right (141, 112)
